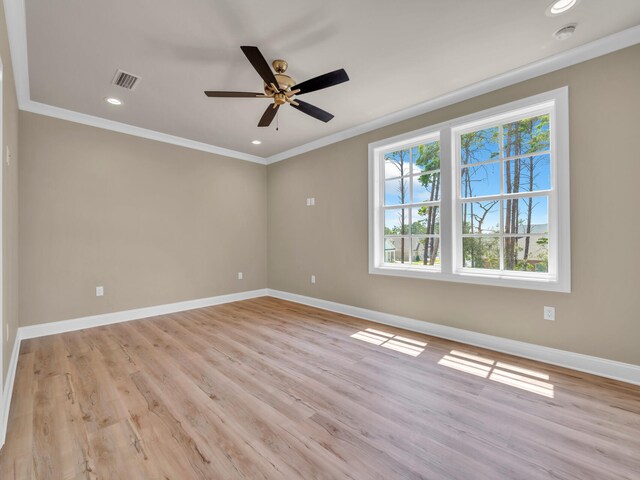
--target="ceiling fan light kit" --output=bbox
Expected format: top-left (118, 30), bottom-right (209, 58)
top-left (204, 46), bottom-right (349, 128)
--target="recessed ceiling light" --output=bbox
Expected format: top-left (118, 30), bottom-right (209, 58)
top-left (105, 97), bottom-right (122, 105)
top-left (554, 24), bottom-right (577, 40)
top-left (546, 0), bottom-right (580, 16)
top-left (251, 140), bottom-right (262, 145)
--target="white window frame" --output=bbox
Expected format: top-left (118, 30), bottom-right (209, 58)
top-left (369, 87), bottom-right (570, 292)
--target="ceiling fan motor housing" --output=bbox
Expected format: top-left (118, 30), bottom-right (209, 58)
top-left (265, 73), bottom-right (296, 96)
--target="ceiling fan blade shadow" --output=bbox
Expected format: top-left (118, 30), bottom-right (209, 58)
top-left (241, 46), bottom-right (279, 88)
top-left (294, 69), bottom-right (349, 95)
top-left (258, 104), bottom-right (280, 127)
top-left (291, 100), bottom-right (334, 122)
top-left (204, 91), bottom-right (266, 97)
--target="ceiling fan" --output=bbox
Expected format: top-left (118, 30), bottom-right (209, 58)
top-left (204, 46), bottom-right (349, 127)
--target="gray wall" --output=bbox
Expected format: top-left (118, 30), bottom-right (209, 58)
top-left (19, 112), bottom-right (267, 326)
top-left (1, 0), bottom-right (20, 383)
top-left (267, 45), bottom-right (640, 365)
top-left (15, 44), bottom-right (640, 366)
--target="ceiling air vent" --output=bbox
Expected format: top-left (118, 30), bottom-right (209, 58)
top-left (111, 69), bottom-right (141, 90)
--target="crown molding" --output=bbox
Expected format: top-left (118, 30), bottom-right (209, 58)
top-left (3, 0), bottom-right (29, 107)
top-left (5, 0), bottom-right (640, 165)
top-left (2, 0), bottom-right (265, 164)
top-left (265, 25), bottom-right (640, 164)
top-left (21, 100), bottom-right (266, 164)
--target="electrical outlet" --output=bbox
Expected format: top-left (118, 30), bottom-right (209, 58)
top-left (5, 146), bottom-right (11, 166)
top-left (543, 306), bottom-right (555, 321)
top-left (96, 286), bottom-right (104, 297)
top-left (306, 197), bottom-right (316, 206)
top-left (311, 275), bottom-right (316, 284)
top-left (238, 272), bottom-right (243, 280)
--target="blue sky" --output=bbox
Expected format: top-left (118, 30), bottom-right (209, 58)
top-left (462, 197), bottom-right (549, 232)
top-left (386, 197), bottom-right (547, 233)
top-left (460, 155), bottom-right (551, 198)
top-left (460, 115), bottom-right (550, 165)
top-left (384, 116), bottom-right (551, 229)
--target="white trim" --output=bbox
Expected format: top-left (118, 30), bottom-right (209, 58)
top-left (267, 289), bottom-right (640, 386)
top-left (21, 101), bottom-right (266, 165)
top-left (3, 0), bottom-right (640, 164)
top-left (368, 88), bottom-right (570, 292)
top-left (0, 288), bottom-right (268, 446)
top-left (2, 286), bottom-right (639, 448)
top-left (2, 0), bottom-right (29, 107)
top-left (0, 331), bottom-right (20, 449)
top-left (19, 289), bottom-right (268, 340)
top-left (265, 26), bottom-right (640, 164)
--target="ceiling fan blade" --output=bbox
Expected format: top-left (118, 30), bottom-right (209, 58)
top-left (204, 91), bottom-right (265, 97)
top-left (291, 100), bottom-right (334, 123)
top-left (240, 46), bottom-right (279, 89)
top-left (294, 69), bottom-right (349, 95)
top-left (258, 104), bottom-right (280, 127)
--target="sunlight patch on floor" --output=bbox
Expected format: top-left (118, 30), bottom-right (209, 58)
top-left (438, 350), bottom-right (555, 397)
top-left (351, 328), bottom-right (426, 357)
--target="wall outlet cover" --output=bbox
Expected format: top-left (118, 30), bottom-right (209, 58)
top-left (544, 306), bottom-right (555, 321)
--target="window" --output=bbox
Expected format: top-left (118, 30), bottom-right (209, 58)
top-left (369, 88), bottom-right (570, 292)
top-left (382, 135), bottom-right (441, 268)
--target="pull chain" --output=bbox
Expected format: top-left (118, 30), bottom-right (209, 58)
top-left (276, 109), bottom-right (279, 132)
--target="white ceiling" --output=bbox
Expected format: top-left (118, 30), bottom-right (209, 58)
top-left (24, 0), bottom-right (640, 158)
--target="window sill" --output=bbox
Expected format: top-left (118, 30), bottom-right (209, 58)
top-left (369, 265), bottom-right (570, 292)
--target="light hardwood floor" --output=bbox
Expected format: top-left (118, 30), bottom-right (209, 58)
top-left (1, 297), bottom-right (639, 479)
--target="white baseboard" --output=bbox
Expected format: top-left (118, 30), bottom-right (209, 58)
top-left (3, 286), bottom-right (638, 448)
top-left (0, 288), bottom-right (268, 448)
top-left (1, 331), bottom-right (21, 449)
top-left (19, 289), bottom-right (268, 340)
top-left (267, 289), bottom-right (640, 386)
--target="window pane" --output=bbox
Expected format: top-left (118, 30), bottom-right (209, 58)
top-left (462, 237), bottom-right (500, 269)
top-left (412, 237), bottom-right (441, 266)
top-left (383, 237), bottom-right (410, 264)
top-left (412, 141), bottom-right (440, 173)
top-left (503, 235), bottom-right (549, 273)
top-left (411, 206), bottom-right (440, 235)
top-left (503, 114), bottom-right (550, 156)
top-left (461, 201), bottom-right (500, 234)
top-left (461, 163), bottom-right (501, 198)
top-left (412, 172), bottom-right (440, 202)
top-left (461, 127), bottom-right (499, 164)
top-left (384, 208), bottom-right (409, 235)
top-left (503, 197), bottom-right (548, 235)
top-left (384, 149), bottom-right (411, 178)
top-left (505, 155), bottom-right (551, 194)
top-left (384, 177), bottom-right (409, 205)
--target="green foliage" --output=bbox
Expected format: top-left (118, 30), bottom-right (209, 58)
top-left (463, 236), bottom-right (499, 269)
top-left (503, 115), bottom-right (549, 157)
top-left (384, 225), bottom-right (409, 235)
top-left (384, 115), bottom-right (550, 271)
top-left (461, 127), bottom-right (499, 165)
top-left (415, 142), bottom-right (440, 188)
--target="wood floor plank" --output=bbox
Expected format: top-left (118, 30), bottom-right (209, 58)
top-left (1, 298), bottom-right (639, 479)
